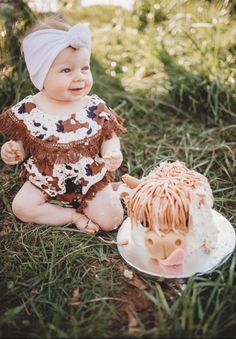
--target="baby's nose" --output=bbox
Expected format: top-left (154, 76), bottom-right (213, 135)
top-left (144, 230), bottom-right (185, 265)
top-left (73, 71), bottom-right (84, 81)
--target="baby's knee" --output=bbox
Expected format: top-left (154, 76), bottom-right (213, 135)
top-left (12, 196), bottom-right (34, 222)
top-left (98, 204), bottom-right (124, 231)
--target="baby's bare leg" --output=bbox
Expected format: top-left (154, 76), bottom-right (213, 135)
top-left (12, 181), bottom-right (98, 233)
top-left (84, 184), bottom-right (124, 231)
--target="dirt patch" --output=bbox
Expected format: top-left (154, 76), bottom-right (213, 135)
top-left (109, 264), bottom-right (158, 334)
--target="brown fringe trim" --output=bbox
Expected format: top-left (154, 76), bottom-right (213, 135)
top-left (100, 109), bottom-right (127, 143)
top-left (0, 108), bottom-right (126, 165)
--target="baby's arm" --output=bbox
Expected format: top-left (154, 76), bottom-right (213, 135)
top-left (101, 133), bottom-right (123, 172)
top-left (1, 140), bottom-right (26, 165)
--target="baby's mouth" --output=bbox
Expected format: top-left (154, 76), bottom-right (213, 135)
top-left (70, 87), bottom-right (84, 91)
top-left (70, 81), bottom-right (85, 91)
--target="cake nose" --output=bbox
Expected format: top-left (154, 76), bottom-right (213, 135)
top-left (144, 230), bottom-right (186, 265)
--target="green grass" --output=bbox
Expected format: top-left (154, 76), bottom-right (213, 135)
top-left (0, 0), bottom-right (236, 338)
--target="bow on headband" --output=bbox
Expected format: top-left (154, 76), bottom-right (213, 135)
top-left (22, 24), bottom-right (92, 90)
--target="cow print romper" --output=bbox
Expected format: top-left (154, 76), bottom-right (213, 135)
top-left (0, 94), bottom-right (126, 211)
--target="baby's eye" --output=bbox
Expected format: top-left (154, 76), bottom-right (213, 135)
top-left (82, 66), bottom-right (90, 71)
top-left (62, 68), bottom-right (71, 73)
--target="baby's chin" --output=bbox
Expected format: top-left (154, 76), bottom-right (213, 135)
top-left (67, 89), bottom-right (91, 100)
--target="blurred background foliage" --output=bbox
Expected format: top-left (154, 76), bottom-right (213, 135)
top-left (0, 0), bottom-right (38, 106)
top-left (0, 0), bottom-right (236, 122)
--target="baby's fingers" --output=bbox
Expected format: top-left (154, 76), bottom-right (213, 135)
top-left (1, 141), bottom-right (24, 164)
top-left (104, 160), bottom-right (122, 171)
top-left (108, 160), bottom-right (122, 168)
top-left (8, 140), bottom-right (21, 152)
top-left (1, 143), bottom-right (13, 154)
top-left (1, 152), bottom-right (20, 165)
top-left (103, 152), bottom-right (122, 162)
top-left (1, 148), bottom-right (18, 160)
top-left (2, 141), bottom-right (18, 154)
top-left (8, 141), bottom-right (24, 161)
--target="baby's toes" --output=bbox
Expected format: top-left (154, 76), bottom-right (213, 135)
top-left (73, 213), bottom-right (99, 234)
top-left (82, 220), bottom-right (99, 234)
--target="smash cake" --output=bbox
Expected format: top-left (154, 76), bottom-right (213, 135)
top-left (117, 161), bottom-right (235, 277)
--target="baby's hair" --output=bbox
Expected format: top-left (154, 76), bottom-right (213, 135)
top-left (20, 15), bottom-right (71, 53)
top-left (29, 15), bottom-right (71, 33)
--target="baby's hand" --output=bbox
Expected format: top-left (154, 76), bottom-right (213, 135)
top-left (0, 140), bottom-right (25, 165)
top-left (103, 149), bottom-right (123, 172)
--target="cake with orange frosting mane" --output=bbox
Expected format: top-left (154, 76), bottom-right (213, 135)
top-left (121, 161), bottom-right (218, 266)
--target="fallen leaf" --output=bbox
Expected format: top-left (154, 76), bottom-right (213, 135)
top-left (69, 288), bottom-right (80, 306)
top-left (125, 304), bottom-right (143, 334)
top-left (127, 276), bottom-right (147, 290)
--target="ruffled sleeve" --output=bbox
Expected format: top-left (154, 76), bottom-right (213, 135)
top-left (0, 101), bottom-right (37, 161)
top-left (0, 107), bottom-right (25, 141)
top-left (97, 99), bottom-right (127, 143)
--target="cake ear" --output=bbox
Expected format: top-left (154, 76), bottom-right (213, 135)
top-left (121, 174), bottom-right (141, 189)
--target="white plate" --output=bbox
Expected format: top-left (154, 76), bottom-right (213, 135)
top-left (117, 210), bottom-right (236, 279)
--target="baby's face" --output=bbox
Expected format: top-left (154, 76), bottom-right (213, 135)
top-left (43, 47), bottom-right (93, 101)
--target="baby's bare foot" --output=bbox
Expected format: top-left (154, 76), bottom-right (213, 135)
top-left (71, 211), bottom-right (99, 234)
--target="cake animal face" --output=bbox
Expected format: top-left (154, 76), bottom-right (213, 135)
top-left (144, 230), bottom-right (186, 265)
top-left (122, 161), bottom-right (214, 266)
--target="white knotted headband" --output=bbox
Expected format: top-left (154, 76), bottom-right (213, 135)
top-left (22, 24), bottom-right (92, 90)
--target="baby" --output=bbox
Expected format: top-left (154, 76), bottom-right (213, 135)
top-left (0, 17), bottom-right (126, 234)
